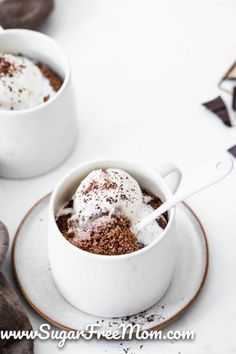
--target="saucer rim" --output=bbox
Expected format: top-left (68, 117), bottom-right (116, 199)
top-left (11, 193), bottom-right (209, 334)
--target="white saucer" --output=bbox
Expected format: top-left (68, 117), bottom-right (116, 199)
top-left (12, 194), bottom-right (208, 333)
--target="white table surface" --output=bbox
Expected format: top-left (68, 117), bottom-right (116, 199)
top-left (1, 0), bottom-right (236, 353)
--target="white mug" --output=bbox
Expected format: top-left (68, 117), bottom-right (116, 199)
top-left (48, 159), bottom-right (182, 317)
top-left (0, 28), bottom-right (77, 179)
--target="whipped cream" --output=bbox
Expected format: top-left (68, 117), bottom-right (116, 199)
top-left (73, 168), bottom-right (143, 226)
top-left (0, 53), bottom-right (58, 110)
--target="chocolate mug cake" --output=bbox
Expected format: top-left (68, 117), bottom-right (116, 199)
top-left (56, 168), bottom-right (168, 255)
top-left (48, 160), bottom-right (179, 317)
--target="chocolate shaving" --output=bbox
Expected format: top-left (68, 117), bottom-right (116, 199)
top-left (203, 96), bottom-right (232, 127)
top-left (228, 144), bottom-right (236, 158)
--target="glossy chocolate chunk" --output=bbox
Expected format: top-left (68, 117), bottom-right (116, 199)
top-left (0, 0), bottom-right (54, 30)
top-left (203, 96), bottom-right (231, 127)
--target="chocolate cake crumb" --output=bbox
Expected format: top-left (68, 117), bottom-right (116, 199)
top-left (56, 214), bottom-right (71, 238)
top-left (43, 95), bottom-right (50, 102)
top-left (70, 215), bottom-right (139, 256)
top-left (37, 62), bottom-right (62, 92)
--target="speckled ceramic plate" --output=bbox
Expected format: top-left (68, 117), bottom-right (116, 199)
top-left (12, 194), bottom-right (208, 333)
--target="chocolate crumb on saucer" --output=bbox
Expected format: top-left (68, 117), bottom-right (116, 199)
top-left (203, 96), bottom-right (232, 127)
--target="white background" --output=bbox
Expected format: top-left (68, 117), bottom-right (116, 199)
top-left (1, 0), bottom-right (236, 353)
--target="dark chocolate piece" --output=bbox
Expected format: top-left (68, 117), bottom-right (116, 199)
top-left (228, 145), bottom-right (236, 158)
top-left (0, 0), bottom-right (54, 30)
top-left (0, 221), bottom-right (34, 353)
top-left (232, 87), bottom-right (236, 111)
top-left (203, 96), bottom-right (232, 127)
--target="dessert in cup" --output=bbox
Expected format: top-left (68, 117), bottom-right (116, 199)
top-left (48, 159), bottom-right (182, 317)
top-left (0, 28), bottom-right (77, 179)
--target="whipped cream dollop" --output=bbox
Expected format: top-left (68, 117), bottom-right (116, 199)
top-left (0, 53), bottom-right (57, 110)
top-left (73, 168), bottom-right (143, 226)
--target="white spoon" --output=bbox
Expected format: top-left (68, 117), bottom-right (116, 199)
top-left (133, 153), bottom-right (234, 233)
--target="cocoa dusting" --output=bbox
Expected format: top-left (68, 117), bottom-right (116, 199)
top-left (0, 57), bottom-right (24, 77)
top-left (37, 62), bottom-right (62, 92)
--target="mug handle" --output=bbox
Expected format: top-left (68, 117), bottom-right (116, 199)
top-left (155, 162), bottom-right (182, 194)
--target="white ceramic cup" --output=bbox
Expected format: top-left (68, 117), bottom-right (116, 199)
top-left (48, 159), bottom-right (182, 317)
top-left (0, 28), bottom-right (77, 179)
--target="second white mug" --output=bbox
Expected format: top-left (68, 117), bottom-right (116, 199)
top-left (0, 28), bottom-right (78, 179)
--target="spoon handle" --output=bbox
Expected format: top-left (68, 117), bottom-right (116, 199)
top-left (134, 153), bottom-right (233, 233)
